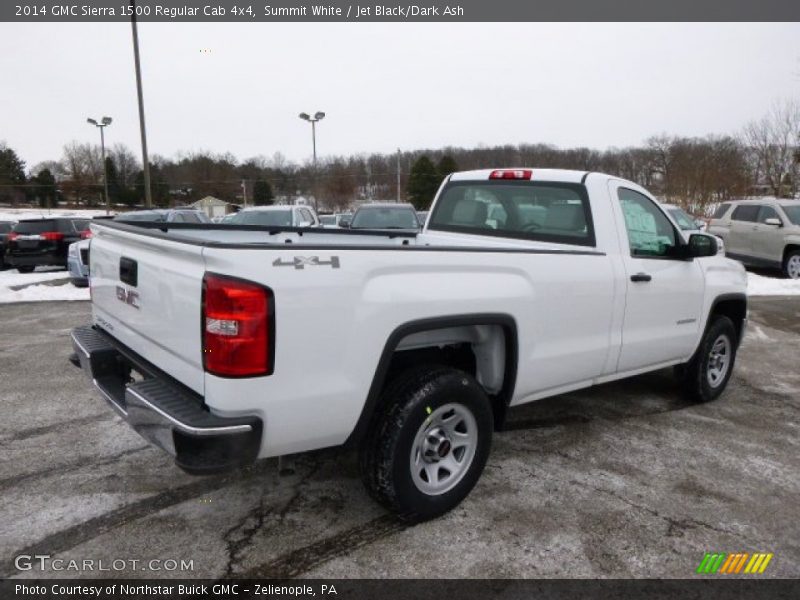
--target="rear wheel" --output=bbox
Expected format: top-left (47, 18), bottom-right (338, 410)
top-left (677, 315), bottom-right (737, 403)
top-left (360, 366), bottom-right (493, 522)
top-left (16, 265), bottom-right (35, 273)
top-left (783, 250), bottom-right (800, 279)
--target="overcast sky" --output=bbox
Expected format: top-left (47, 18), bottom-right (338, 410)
top-left (1, 22), bottom-right (799, 169)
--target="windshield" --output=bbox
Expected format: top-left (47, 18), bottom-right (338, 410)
top-left (781, 205), bottom-right (800, 226)
top-left (0, 223), bottom-right (13, 233)
top-left (667, 207), bottom-right (700, 230)
top-left (231, 210), bottom-right (293, 226)
top-left (351, 207), bottom-right (419, 229)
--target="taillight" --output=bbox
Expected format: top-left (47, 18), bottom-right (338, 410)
top-left (202, 273), bottom-right (273, 377)
top-left (7, 232), bottom-right (18, 242)
top-left (41, 231), bottom-right (64, 241)
top-left (489, 169), bottom-right (532, 180)
top-left (81, 229), bottom-right (93, 239)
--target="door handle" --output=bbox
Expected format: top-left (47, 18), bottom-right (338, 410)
top-left (630, 273), bottom-right (652, 283)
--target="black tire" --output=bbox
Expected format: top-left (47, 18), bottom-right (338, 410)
top-left (783, 249), bottom-right (800, 279)
top-left (16, 265), bottom-right (35, 273)
top-left (677, 315), bottom-right (738, 403)
top-left (359, 366), bottom-right (493, 522)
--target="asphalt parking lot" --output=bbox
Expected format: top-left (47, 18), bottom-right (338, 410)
top-left (1, 298), bottom-right (799, 579)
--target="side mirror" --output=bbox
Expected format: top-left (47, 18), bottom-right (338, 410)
top-left (339, 218), bottom-right (351, 228)
top-left (764, 217), bottom-right (782, 227)
top-left (686, 233), bottom-right (718, 258)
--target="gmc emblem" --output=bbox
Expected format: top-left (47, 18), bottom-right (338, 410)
top-left (116, 286), bottom-right (140, 309)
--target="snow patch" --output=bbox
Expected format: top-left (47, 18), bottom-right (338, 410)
top-left (747, 272), bottom-right (800, 296)
top-left (0, 268), bottom-right (89, 303)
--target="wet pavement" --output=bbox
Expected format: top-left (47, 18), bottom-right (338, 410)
top-left (1, 297), bottom-right (798, 579)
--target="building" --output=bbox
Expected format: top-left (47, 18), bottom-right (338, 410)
top-left (190, 196), bottom-right (233, 219)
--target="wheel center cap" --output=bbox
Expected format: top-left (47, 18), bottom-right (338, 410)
top-left (437, 440), bottom-right (451, 457)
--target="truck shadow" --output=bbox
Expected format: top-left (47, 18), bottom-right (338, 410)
top-left (503, 368), bottom-right (695, 431)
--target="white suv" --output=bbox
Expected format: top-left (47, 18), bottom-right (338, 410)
top-left (708, 199), bottom-right (800, 278)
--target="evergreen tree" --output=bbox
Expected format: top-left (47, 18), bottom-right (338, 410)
top-left (0, 144), bottom-right (27, 206)
top-left (252, 179), bottom-right (274, 205)
top-left (407, 156), bottom-right (440, 209)
top-left (105, 156), bottom-right (122, 206)
top-left (32, 169), bottom-right (57, 208)
top-left (437, 155), bottom-right (459, 180)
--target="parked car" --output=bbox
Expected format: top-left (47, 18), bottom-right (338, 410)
top-left (343, 202), bottom-right (420, 230)
top-left (662, 204), bottom-right (705, 231)
top-left (227, 205), bottom-right (320, 227)
top-left (71, 168), bottom-right (745, 522)
top-left (319, 214), bottom-right (338, 228)
top-left (0, 220), bottom-right (16, 270)
top-left (110, 207), bottom-right (211, 224)
top-left (708, 199), bottom-right (800, 278)
top-left (6, 217), bottom-right (89, 273)
top-left (416, 211), bottom-right (429, 227)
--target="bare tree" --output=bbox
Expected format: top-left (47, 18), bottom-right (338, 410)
top-left (742, 99), bottom-right (800, 197)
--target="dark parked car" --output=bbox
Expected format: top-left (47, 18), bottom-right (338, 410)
top-left (0, 220), bottom-right (16, 270)
top-left (343, 203), bottom-right (420, 230)
top-left (6, 217), bottom-right (89, 273)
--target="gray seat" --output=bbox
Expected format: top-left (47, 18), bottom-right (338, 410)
top-left (544, 204), bottom-right (586, 232)
top-left (451, 199), bottom-right (489, 227)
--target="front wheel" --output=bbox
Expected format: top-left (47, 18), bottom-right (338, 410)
top-left (16, 265), bottom-right (35, 273)
top-left (783, 250), bottom-right (800, 279)
top-left (677, 315), bottom-right (738, 403)
top-left (360, 366), bottom-right (493, 522)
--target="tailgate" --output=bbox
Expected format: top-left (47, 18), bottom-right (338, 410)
top-left (89, 223), bottom-right (207, 394)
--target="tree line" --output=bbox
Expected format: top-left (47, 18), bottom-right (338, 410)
top-left (1, 99), bottom-right (798, 215)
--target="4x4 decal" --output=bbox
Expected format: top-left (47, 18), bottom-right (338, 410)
top-left (272, 256), bottom-right (340, 270)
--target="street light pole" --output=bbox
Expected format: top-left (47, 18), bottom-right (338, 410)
top-left (396, 148), bottom-right (401, 203)
top-left (130, 0), bottom-right (152, 208)
top-left (298, 111), bottom-right (325, 211)
top-left (87, 117), bottom-right (112, 214)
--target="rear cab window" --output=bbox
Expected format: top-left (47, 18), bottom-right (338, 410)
top-left (428, 181), bottom-right (595, 246)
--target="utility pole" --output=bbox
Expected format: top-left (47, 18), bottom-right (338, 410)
top-left (130, 0), bottom-right (152, 207)
top-left (241, 179), bottom-right (247, 207)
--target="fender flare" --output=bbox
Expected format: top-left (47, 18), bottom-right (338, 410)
top-left (344, 313), bottom-right (519, 447)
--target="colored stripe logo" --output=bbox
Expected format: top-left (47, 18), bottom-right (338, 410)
top-left (697, 552), bottom-right (773, 574)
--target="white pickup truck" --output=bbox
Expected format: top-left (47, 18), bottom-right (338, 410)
top-left (71, 169), bottom-right (747, 521)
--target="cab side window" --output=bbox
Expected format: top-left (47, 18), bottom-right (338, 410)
top-left (757, 206), bottom-right (780, 224)
top-left (731, 205), bottom-right (759, 222)
top-left (617, 188), bottom-right (677, 258)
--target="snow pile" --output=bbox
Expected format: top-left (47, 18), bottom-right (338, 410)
top-left (747, 272), bottom-right (800, 296)
top-left (0, 268), bottom-right (89, 303)
top-left (0, 208), bottom-right (113, 222)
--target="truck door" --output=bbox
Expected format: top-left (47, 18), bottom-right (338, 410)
top-left (609, 183), bottom-right (705, 372)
